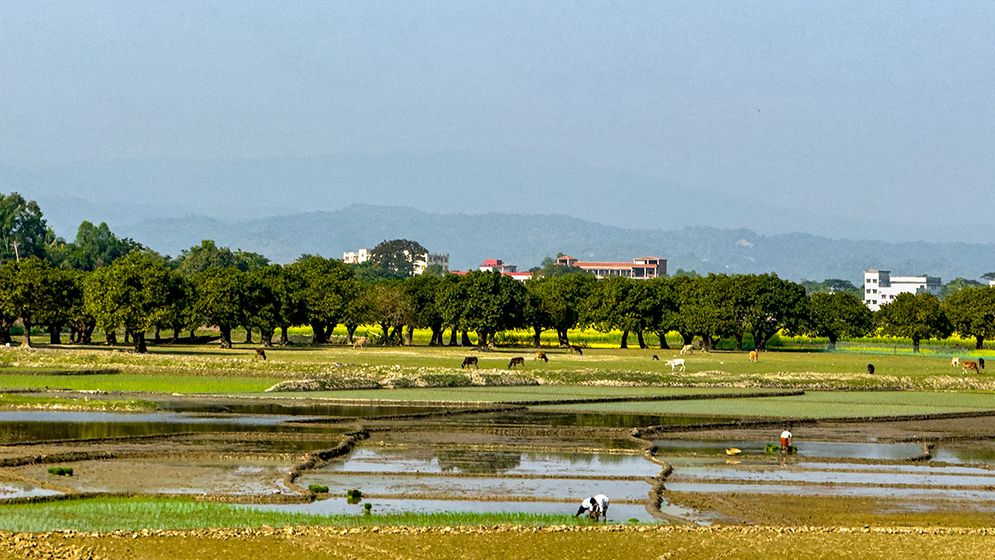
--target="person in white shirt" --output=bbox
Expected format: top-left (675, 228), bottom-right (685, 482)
top-left (575, 494), bottom-right (609, 521)
top-left (779, 428), bottom-right (793, 454)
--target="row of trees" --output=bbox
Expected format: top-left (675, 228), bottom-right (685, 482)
top-left (3, 247), bottom-right (995, 353)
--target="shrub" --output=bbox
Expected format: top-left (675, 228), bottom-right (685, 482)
top-left (47, 466), bottom-right (73, 476)
top-left (308, 484), bottom-right (329, 494)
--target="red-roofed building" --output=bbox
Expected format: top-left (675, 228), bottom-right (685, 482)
top-left (479, 258), bottom-right (518, 273)
top-left (555, 255), bottom-right (666, 279)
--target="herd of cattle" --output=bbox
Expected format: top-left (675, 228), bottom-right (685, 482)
top-left (456, 348), bottom-right (989, 374)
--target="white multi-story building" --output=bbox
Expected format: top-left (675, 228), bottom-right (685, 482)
top-left (344, 247), bottom-right (448, 275)
top-left (342, 248), bottom-right (371, 264)
top-left (555, 255), bottom-right (667, 279)
top-left (863, 269), bottom-right (941, 311)
top-left (414, 253), bottom-right (450, 275)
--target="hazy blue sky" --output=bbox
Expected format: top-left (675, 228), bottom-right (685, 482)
top-left (2, 2), bottom-right (993, 240)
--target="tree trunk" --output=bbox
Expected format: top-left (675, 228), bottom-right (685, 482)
top-left (244, 327), bottom-right (253, 344)
top-left (123, 330), bottom-right (130, 344)
top-left (154, 327), bottom-right (161, 344)
top-left (827, 334), bottom-right (837, 351)
top-left (656, 331), bottom-right (670, 349)
top-left (81, 325), bottom-right (94, 345)
top-left (106, 330), bottom-right (118, 345)
top-left (172, 327), bottom-right (181, 343)
top-left (681, 332), bottom-right (693, 346)
top-left (912, 337), bottom-right (920, 353)
top-left (734, 333), bottom-right (744, 351)
top-left (133, 332), bottom-right (148, 353)
top-left (379, 322), bottom-right (391, 345)
top-left (461, 330), bottom-right (473, 346)
top-left (48, 324), bottom-right (61, 345)
top-left (430, 326), bottom-right (443, 346)
top-left (448, 328), bottom-right (458, 346)
top-left (557, 329), bottom-right (570, 347)
top-left (189, 329), bottom-right (196, 340)
top-left (702, 335), bottom-right (714, 351)
top-left (260, 328), bottom-right (274, 347)
top-left (310, 321), bottom-right (327, 344)
top-left (636, 330), bottom-right (647, 349)
top-left (0, 321), bottom-right (11, 345)
top-left (280, 326), bottom-right (290, 346)
top-left (20, 319), bottom-right (32, 348)
top-left (391, 325), bottom-right (403, 345)
top-left (977, 336), bottom-right (985, 350)
top-left (619, 330), bottom-right (629, 349)
top-left (532, 327), bottom-right (542, 347)
top-left (69, 326), bottom-right (78, 344)
top-left (219, 326), bottom-right (233, 349)
top-left (404, 325), bottom-right (414, 346)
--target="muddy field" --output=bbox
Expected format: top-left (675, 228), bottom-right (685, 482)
top-left (4, 526), bottom-right (995, 560)
top-left (4, 389), bottom-right (995, 557)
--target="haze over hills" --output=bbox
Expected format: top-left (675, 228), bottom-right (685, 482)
top-left (80, 203), bottom-right (992, 285)
top-left (3, 152), bottom-right (976, 247)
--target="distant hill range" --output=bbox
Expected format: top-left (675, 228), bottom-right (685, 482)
top-left (104, 204), bottom-right (995, 284)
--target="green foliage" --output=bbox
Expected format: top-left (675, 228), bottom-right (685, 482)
top-left (57, 221), bottom-right (145, 271)
top-left (799, 278), bottom-right (859, 297)
top-left (287, 255), bottom-right (357, 343)
top-left (0, 192), bottom-right (51, 263)
top-left (876, 292), bottom-right (952, 352)
top-left (940, 277), bottom-right (985, 300)
top-left (308, 484), bottom-right (329, 494)
top-left (173, 240), bottom-right (269, 278)
top-left (807, 292), bottom-right (874, 346)
top-left (943, 286), bottom-right (995, 349)
top-left (84, 252), bottom-right (178, 352)
top-left (193, 267), bottom-right (247, 348)
top-left (452, 271), bottom-right (527, 343)
top-left (2, 257), bottom-right (80, 346)
top-left (47, 466), bottom-right (73, 476)
top-left (368, 238), bottom-right (428, 278)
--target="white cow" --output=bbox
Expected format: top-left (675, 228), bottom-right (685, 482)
top-left (665, 358), bottom-right (686, 372)
top-left (951, 356), bottom-right (960, 368)
top-left (680, 344), bottom-right (694, 355)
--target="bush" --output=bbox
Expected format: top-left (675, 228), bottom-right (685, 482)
top-left (308, 484), bottom-right (329, 494)
top-left (47, 466), bottom-right (73, 476)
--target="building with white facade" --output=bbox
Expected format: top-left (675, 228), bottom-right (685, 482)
top-left (344, 248), bottom-right (449, 275)
top-left (414, 253), bottom-right (450, 275)
top-left (555, 255), bottom-right (667, 279)
top-left (342, 248), bottom-right (371, 264)
top-left (863, 269), bottom-right (941, 311)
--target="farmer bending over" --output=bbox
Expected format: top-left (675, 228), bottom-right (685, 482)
top-left (779, 427), bottom-right (793, 454)
top-left (575, 494), bottom-right (609, 521)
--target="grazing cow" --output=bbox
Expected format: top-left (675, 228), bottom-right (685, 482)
top-left (352, 336), bottom-right (367, 349)
top-left (962, 360), bottom-right (980, 374)
top-left (534, 351), bottom-right (548, 362)
top-left (569, 345), bottom-right (584, 356)
top-left (461, 356), bottom-right (479, 369)
top-left (867, 363), bottom-right (875, 375)
top-left (508, 357), bottom-right (526, 369)
top-left (951, 356), bottom-right (960, 368)
top-left (980, 358), bottom-right (986, 370)
top-left (680, 344), bottom-right (694, 355)
top-left (664, 358), bottom-right (686, 372)
top-left (254, 348), bottom-right (267, 361)
top-left (748, 350), bottom-right (759, 362)
top-left (652, 354), bottom-right (659, 361)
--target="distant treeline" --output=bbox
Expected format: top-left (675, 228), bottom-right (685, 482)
top-left (2, 191), bottom-right (994, 353)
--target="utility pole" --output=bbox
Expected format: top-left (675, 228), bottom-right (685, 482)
top-left (10, 240), bottom-right (20, 262)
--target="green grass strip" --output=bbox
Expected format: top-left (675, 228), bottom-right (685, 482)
top-left (0, 497), bottom-right (583, 532)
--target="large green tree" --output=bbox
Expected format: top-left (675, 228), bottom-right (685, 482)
top-left (404, 275), bottom-right (446, 346)
top-left (192, 267), bottom-right (247, 349)
top-left (582, 277), bottom-right (654, 349)
top-left (59, 221), bottom-right (144, 271)
top-left (943, 286), bottom-right (995, 349)
top-left (0, 192), bottom-right (51, 263)
top-left (525, 272), bottom-right (596, 347)
top-left (876, 292), bottom-right (952, 353)
top-left (734, 274), bottom-right (809, 351)
top-left (2, 257), bottom-right (68, 347)
top-left (84, 252), bottom-right (175, 352)
top-left (287, 256), bottom-right (356, 344)
top-left (173, 240), bottom-right (269, 278)
top-left (807, 292), bottom-right (875, 350)
top-left (452, 271), bottom-right (527, 346)
top-left (368, 239), bottom-right (428, 278)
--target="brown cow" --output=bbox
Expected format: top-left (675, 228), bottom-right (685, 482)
top-left (461, 356), bottom-right (479, 369)
top-left (652, 354), bottom-right (659, 361)
top-left (748, 350), bottom-right (758, 362)
top-left (569, 345), bottom-right (584, 356)
top-left (962, 360), bottom-right (980, 374)
top-left (534, 351), bottom-right (548, 362)
top-left (508, 357), bottom-right (526, 369)
top-left (254, 348), bottom-right (267, 361)
top-left (352, 336), bottom-right (367, 349)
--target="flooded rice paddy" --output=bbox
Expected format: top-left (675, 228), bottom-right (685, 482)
top-left (5, 395), bottom-right (995, 525)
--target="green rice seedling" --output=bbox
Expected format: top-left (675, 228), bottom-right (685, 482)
top-left (47, 466), bottom-right (73, 476)
top-left (308, 484), bottom-right (329, 494)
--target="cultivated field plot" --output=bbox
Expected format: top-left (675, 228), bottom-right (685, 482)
top-left (536, 391), bottom-right (995, 419)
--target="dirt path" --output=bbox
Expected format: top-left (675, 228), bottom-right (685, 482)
top-left (4, 525), bottom-right (995, 560)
